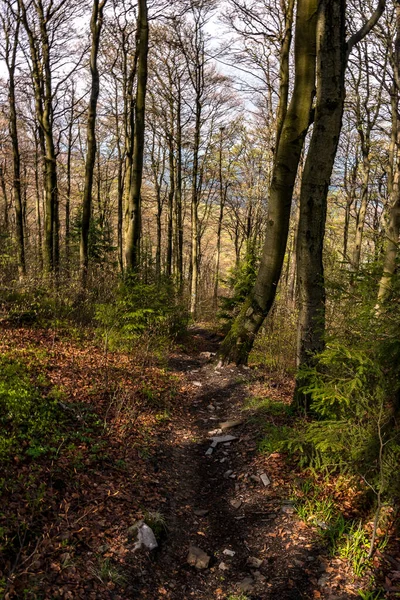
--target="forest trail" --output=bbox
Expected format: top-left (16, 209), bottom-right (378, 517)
top-left (1, 325), bottom-right (393, 600)
top-left (134, 328), bottom-right (353, 600)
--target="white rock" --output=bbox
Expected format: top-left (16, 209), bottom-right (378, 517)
top-left (219, 562), bottom-right (229, 571)
top-left (132, 522), bottom-right (158, 552)
top-left (210, 435), bottom-right (238, 445)
top-left (193, 381), bottom-right (202, 387)
top-left (260, 473), bottom-right (271, 487)
top-left (223, 548), bottom-right (235, 557)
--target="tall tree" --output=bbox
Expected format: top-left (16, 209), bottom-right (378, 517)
top-left (377, 0), bottom-right (400, 305)
top-left (219, 0), bottom-right (318, 363)
top-left (125, 0), bottom-right (148, 271)
top-left (1, 0), bottom-right (25, 277)
top-left (80, 0), bottom-right (107, 285)
top-left (295, 0), bottom-right (385, 407)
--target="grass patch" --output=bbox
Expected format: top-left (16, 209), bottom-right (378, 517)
top-left (257, 423), bottom-right (297, 455)
top-left (244, 396), bottom-right (292, 417)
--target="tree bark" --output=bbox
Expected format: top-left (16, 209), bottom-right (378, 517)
top-left (80, 0), bottom-right (106, 286)
top-left (295, 0), bottom-right (346, 388)
top-left (18, 0), bottom-right (59, 274)
top-left (377, 4), bottom-right (400, 305)
top-left (125, 0), bottom-right (148, 272)
top-left (3, 4), bottom-right (25, 277)
top-left (294, 0), bottom-right (386, 407)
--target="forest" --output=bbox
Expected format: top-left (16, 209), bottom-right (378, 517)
top-left (0, 0), bottom-right (400, 598)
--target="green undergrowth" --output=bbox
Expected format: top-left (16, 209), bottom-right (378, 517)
top-left (95, 277), bottom-right (188, 355)
top-left (291, 479), bottom-right (389, 579)
top-left (0, 354), bottom-right (72, 460)
top-left (247, 365), bottom-right (397, 586)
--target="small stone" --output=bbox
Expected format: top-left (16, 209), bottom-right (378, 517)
top-left (230, 499), bottom-right (242, 510)
top-left (187, 546), bottom-right (210, 569)
top-left (208, 429), bottom-right (223, 436)
top-left (224, 470), bottom-right (234, 478)
top-left (260, 473), bottom-right (271, 487)
top-left (247, 556), bottom-right (263, 568)
top-left (252, 570), bottom-right (266, 582)
top-left (238, 577), bottom-right (254, 592)
top-left (318, 574), bottom-right (329, 587)
top-left (220, 457), bottom-right (228, 463)
top-left (219, 562), bottom-right (229, 571)
top-left (207, 404), bottom-right (216, 411)
top-left (223, 549), bottom-right (235, 557)
top-left (281, 505), bottom-right (295, 514)
top-left (205, 447), bottom-right (213, 456)
top-left (193, 381), bottom-right (202, 387)
top-left (193, 509), bottom-right (209, 517)
top-left (250, 475), bottom-right (260, 483)
top-left (200, 351), bottom-right (214, 359)
top-left (210, 435), bottom-right (238, 444)
top-left (219, 419), bottom-right (244, 431)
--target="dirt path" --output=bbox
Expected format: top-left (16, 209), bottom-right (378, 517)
top-left (132, 328), bottom-right (353, 600)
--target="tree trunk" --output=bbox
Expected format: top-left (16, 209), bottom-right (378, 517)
top-left (166, 126), bottom-right (175, 278)
top-left (175, 84), bottom-right (184, 293)
top-left (125, 0), bottom-right (148, 272)
top-left (214, 127), bottom-right (226, 307)
top-left (352, 150), bottom-right (370, 270)
top-left (295, 0), bottom-right (346, 402)
top-left (5, 9), bottom-right (25, 277)
top-left (294, 0), bottom-right (386, 407)
top-left (190, 89), bottom-right (202, 317)
top-left (377, 5), bottom-right (400, 304)
top-left (19, 0), bottom-right (59, 274)
top-left (80, 0), bottom-right (106, 286)
top-left (275, 0), bottom-right (295, 151)
top-left (219, 0), bottom-right (318, 364)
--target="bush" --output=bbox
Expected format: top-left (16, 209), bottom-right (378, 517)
top-left (95, 277), bottom-right (188, 353)
top-left (287, 345), bottom-right (400, 500)
top-left (218, 251), bottom-right (257, 331)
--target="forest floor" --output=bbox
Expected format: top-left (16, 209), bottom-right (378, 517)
top-left (0, 324), bottom-right (399, 599)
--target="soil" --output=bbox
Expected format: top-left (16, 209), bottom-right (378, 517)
top-left (1, 325), bottom-right (399, 599)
